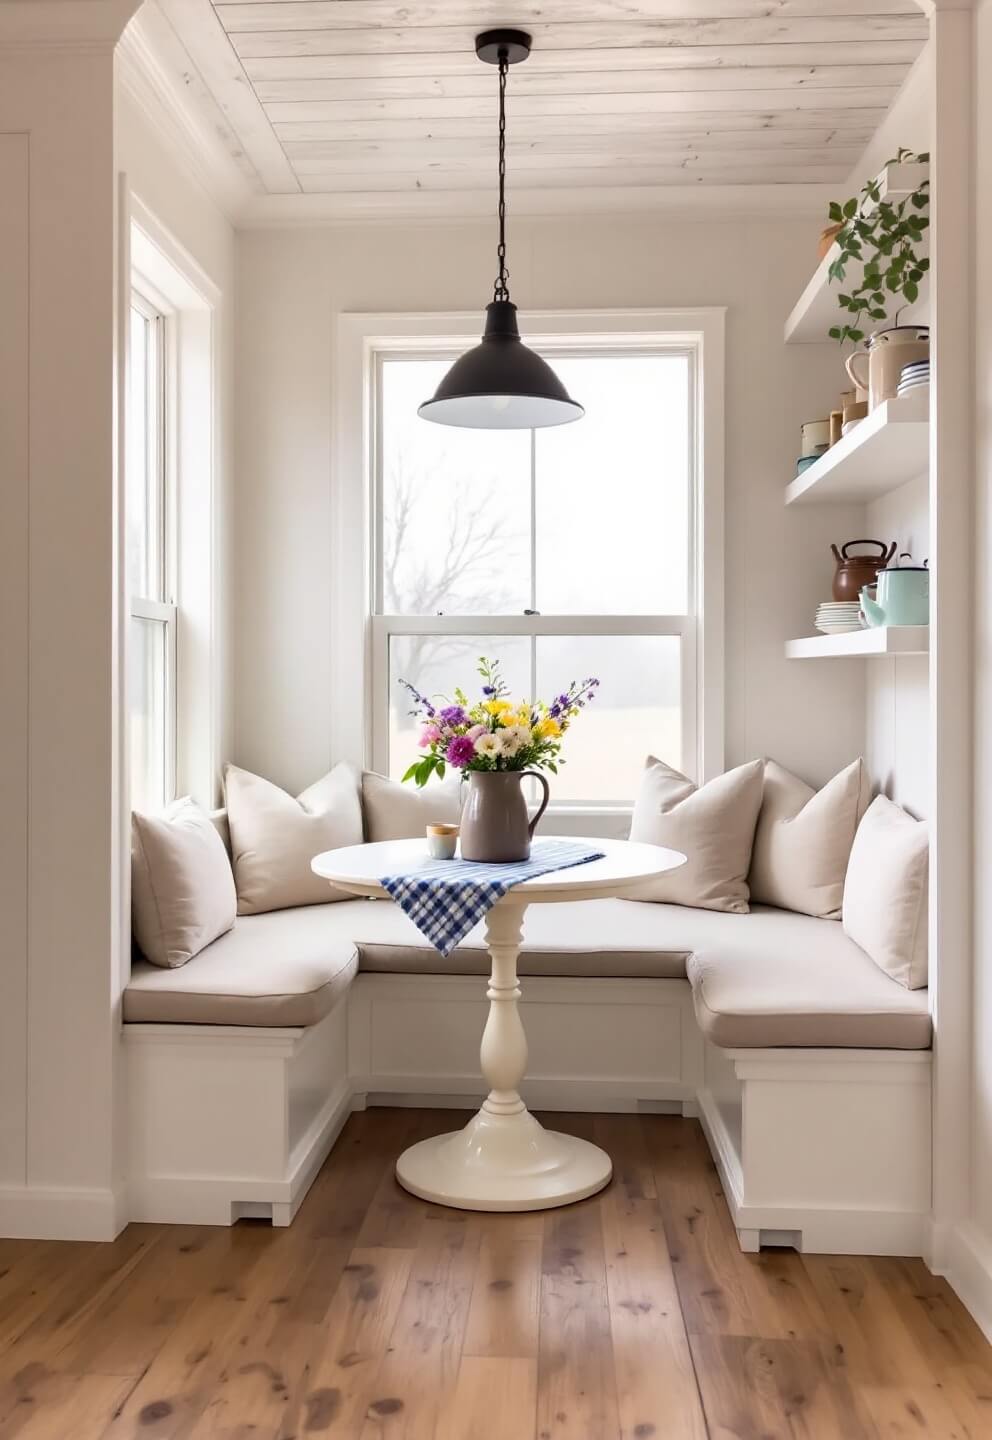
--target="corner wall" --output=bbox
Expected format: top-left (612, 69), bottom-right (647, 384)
top-left (234, 217), bottom-right (866, 796)
top-left (965, 0), bottom-right (992, 1336)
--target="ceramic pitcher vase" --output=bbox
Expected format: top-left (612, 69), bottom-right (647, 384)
top-left (459, 770), bottom-right (551, 863)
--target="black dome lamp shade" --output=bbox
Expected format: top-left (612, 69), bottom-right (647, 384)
top-left (418, 30), bottom-right (583, 430)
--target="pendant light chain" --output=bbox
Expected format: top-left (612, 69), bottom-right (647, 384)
top-left (493, 53), bottom-right (510, 303)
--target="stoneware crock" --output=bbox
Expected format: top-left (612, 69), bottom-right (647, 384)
top-left (831, 539), bottom-right (898, 602)
top-left (845, 325), bottom-right (930, 410)
top-left (459, 770), bottom-right (551, 863)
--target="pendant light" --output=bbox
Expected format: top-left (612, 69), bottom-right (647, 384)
top-left (418, 29), bottom-right (584, 430)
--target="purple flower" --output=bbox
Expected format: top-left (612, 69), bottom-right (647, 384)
top-left (439, 704), bottom-right (469, 728)
top-left (482, 685), bottom-right (496, 696)
top-left (445, 735), bottom-right (477, 768)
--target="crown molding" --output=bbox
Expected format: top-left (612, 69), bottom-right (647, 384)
top-left (115, 4), bottom-right (255, 224)
top-left (238, 181), bottom-right (836, 230)
top-left (0, 1), bottom-right (140, 47)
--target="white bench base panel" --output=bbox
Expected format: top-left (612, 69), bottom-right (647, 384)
top-left (696, 1039), bottom-right (932, 1256)
top-left (124, 972), bottom-right (933, 1254)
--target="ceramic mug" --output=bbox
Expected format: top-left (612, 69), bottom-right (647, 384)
top-left (426, 823), bottom-right (459, 860)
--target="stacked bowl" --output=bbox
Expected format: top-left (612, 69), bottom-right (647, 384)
top-left (898, 359), bottom-right (929, 398)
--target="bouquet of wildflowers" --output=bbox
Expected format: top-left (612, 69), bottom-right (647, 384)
top-left (400, 656), bottom-right (599, 788)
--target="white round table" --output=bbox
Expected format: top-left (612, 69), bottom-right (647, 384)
top-left (311, 837), bottom-right (685, 1212)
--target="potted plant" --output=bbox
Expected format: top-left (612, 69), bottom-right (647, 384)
top-left (824, 148), bottom-right (930, 407)
top-left (826, 147), bottom-right (930, 345)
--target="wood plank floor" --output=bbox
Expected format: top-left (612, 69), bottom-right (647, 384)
top-left (1, 1109), bottom-right (990, 1439)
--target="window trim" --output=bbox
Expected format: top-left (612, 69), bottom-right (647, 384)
top-left (128, 193), bottom-right (222, 811)
top-left (127, 285), bottom-right (178, 809)
top-left (332, 308), bottom-right (725, 803)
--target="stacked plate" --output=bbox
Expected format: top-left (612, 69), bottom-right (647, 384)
top-left (898, 360), bottom-right (930, 397)
top-left (815, 601), bottom-right (863, 635)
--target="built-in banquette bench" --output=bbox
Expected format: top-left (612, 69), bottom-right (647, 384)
top-left (121, 760), bottom-right (927, 1255)
top-left (124, 787), bottom-right (932, 1255)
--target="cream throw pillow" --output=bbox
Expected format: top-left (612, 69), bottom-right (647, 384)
top-left (225, 763), bottom-right (364, 914)
top-left (628, 757), bottom-right (764, 913)
top-left (362, 770), bottom-right (464, 841)
top-left (749, 758), bottom-right (872, 919)
top-left (131, 798), bottom-right (236, 968)
top-left (843, 795), bottom-right (929, 989)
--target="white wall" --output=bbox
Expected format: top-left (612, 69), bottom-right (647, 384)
top-left (865, 472), bottom-right (930, 818)
top-left (0, 0), bottom-right (236, 1238)
top-left (235, 217), bottom-right (866, 797)
top-left (969, 0), bottom-right (992, 1323)
top-left (0, 30), bottom-right (126, 1235)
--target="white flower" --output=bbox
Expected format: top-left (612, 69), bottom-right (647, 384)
top-left (475, 732), bottom-right (504, 758)
top-left (499, 725), bottom-right (531, 756)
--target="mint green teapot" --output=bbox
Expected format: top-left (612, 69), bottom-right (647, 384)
top-left (861, 553), bottom-right (929, 627)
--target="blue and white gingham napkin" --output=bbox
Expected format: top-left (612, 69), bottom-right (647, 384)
top-left (380, 840), bottom-right (606, 956)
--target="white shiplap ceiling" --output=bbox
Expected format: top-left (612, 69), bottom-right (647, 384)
top-left (149, 0), bottom-right (928, 220)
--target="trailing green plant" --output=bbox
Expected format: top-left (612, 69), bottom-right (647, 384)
top-left (826, 147), bottom-right (930, 345)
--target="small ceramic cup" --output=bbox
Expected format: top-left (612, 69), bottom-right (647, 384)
top-left (426, 823), bottom-right (459, 860)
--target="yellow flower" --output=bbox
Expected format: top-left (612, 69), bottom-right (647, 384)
top-left (535, 717), bottom-right (561, 740)
top-left (483, 699), bottom-right (513, 716)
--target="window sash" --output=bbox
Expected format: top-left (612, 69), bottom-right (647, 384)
top-left (128, 600), bottom-right (178, 810)
top-left (371, 612), bottom-right (697, 800)
top-left (371, 345), bottom-right (697, 622)
top-left (128, 282), bottom-right (177, 810)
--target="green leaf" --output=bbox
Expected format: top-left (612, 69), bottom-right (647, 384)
top-left (843, 197), bottom-right (858, 218)
top-left (828, 201), bottom-right (843, 222)
top-left (903, 281), bottom-right (919, 304)
top-left (401, 762), bottom-right (421, 784)
top-left (436, 760), bottom-right (446, 780)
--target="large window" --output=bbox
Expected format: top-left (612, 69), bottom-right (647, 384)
top-left (126, 289), bottom-right (176, 813)
top-left (370, 344), bottom-right (702, 810)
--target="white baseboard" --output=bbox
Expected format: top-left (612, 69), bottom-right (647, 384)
top-left (0, 1183), bottom-right (126, 1241)
top-left (358, 1074), bottom-right (694, 1113)
top-left (938, 1220), bottom-right (992, 1345)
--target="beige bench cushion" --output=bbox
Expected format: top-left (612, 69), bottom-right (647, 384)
top-left (301, 896), bottom-right (698, 979)
top-left (686, 907), bottom-right (931, 1050)
top-left (124, 909), bottom-right (359, 1026)
top-left (124, 897), bottom-right (931, 1047)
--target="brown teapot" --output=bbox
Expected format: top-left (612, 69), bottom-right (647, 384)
top-left (831, 539), bottom-right (897, 602)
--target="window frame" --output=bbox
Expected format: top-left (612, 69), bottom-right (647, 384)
top-left (332, 308), bottom-right (725, 815)
top-left (127, 282), bottom-right (178, 810)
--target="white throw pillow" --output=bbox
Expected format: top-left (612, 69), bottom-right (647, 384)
top-left (362, 770), bottom-right (464, 842)
top-left (843, 795), bottom-right (929, 989)
top-left (749, 758), bottom-right (872, 919)
top-left (627, 757), bottom-right (764, 913)
top-left (131, 798), bottom-right (236, 968)
top-left (224, 762), bottom-right (364, 914)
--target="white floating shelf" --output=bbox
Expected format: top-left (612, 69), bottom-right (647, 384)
top-left (784, 162), bottom-right (929, 345)
top-left (785, 389), bottom-right (929, 506)
top-left (786, 626), bottom-right (929, 659)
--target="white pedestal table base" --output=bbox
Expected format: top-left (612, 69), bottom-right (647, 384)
top-left (395, 899), bottom-right (613, 1212)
